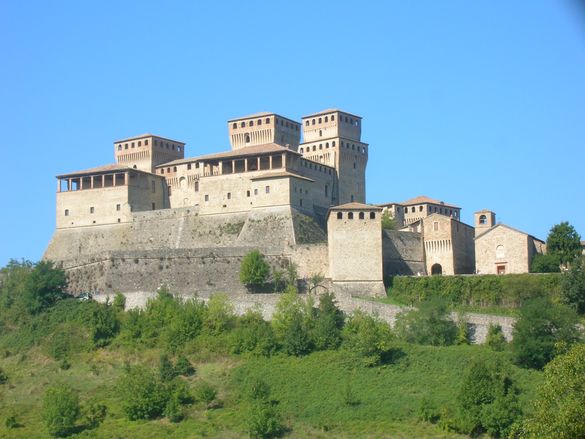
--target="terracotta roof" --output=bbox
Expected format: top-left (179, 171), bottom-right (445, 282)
top-left (401, 195), bottom-right (460, 208)
top-left (302, 109), bottom-right (362, 119)
top-left (329, 202), bottom-right (383, 211)
top-left (56, 163), bottom-right (158, 179)
top-left (250, 171), bottom-right (314, 182)
top-left (114, 133), bottom-right (185, 144)
top-left (474, 223), bottom-right (544, 243)
top-left (159, 143), bottom-right (299, 167)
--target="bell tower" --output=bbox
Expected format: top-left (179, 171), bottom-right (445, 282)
top-left (299, 109), bottom-right (367, 205)
top-left (475, 210), bottom-right (496, 236)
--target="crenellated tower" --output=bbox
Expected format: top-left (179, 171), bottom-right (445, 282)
top-left (299, 109), bottom-right (367, 205)
top-left (228, 112), bottom-right (300, 150)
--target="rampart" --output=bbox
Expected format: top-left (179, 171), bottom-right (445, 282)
top-left (382, 230), bottom-right (426, 275)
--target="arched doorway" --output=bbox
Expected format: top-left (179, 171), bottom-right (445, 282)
top-left (431, 263), bottom-right (442, 276)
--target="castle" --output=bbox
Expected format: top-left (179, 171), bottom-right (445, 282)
top-left (44, 109), bottom-right (545, 297)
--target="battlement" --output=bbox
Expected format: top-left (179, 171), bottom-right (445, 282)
top-left (301, 109), bottom-right (362, 143)
top-left (114, 134), bottom-right (185, 173)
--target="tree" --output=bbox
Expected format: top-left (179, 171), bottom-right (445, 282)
top-left (546, 222), bottom-right (581, 268)
top-left (23, 260), bottom-right (67, 314)
top-left (240, 250), bottom-right (270, 288)
top-left (454, 358), bottom-right (521, 437)
top-left (381, 211), bottom-right (397, 230)
top-left (485, 324), bottom-right (507, 352)
top-left (42, 383), bottom-right (80, 437)
top-left (561, 256), bottom-right (585, 314)
top-left (511, 297), bottom-right (581, 369)
top-left (312, 292), bottom-right (344, 350)
top-left (342, 310), bottom-right (394, 366)
top-left (522, 343), bottom-right (585, 438)
top-left (118, 366), bottom-right (168, 420)
top-left (271, 288), bottom-right (313, 356)
top-left (530, 253), bottom-right (560, 273)
top-left (394, 298), bottom-right (457, 346)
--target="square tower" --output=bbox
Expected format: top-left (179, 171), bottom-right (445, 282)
top-left (114, 134), bottom-right (185, 174)
top-left (475, 210), bottom-right (496, 237)
top-left (228, 113), bottom-right (301, 151)
top-left (300, 109), bottom-right (368, 205)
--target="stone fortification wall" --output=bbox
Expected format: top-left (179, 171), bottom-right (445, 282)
top-left (382, 230), bottom-right (426, 276)
top-left (96, 290), bottom-right (514, 344)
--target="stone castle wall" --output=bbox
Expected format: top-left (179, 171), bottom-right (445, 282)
top-left (382, 230), bottom-right (426, 276)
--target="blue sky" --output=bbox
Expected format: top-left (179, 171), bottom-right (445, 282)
top-left (1, 1), bottom-right (584, 266)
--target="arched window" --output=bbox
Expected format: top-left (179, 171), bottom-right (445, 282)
top-left (325, 142), bottom-right (329, 148)
top-left (411, 207), bottom-right (415, 213)
top-left (337, 212), bottom-right (343, 219)
top-left (331, 115), bottom-right (335, 121)
top-left (496, 245), bottom-right (505, 259)
top-left (312, 119), bottom-right (315, 125)
top-left (245, 134), bottom-right (251, 143)
top-left (319, 144), bottom-right (323, 150)
top-left (250, 120), bottom-right (254, 126)
top-left (348, 212), bottom-right (354, 219)
top-left (318, 117), bottom-right (322, 123)
top-left (240, 121), bottom-right (245, 128)
top-left (312, 145), bottom-right (316, 151)
top-left (300, 148), bottom-right (304, 153)
top-left (370, 212), bottom-right (376, 219)
top-left (479, 214), bottom-right (487, 225)
top-left (258, 119), bottom-right (262, 125)
top-left (332, 141), bottom-right (336, 147)
top-left (194, 181), bottom-right (199, 192)
top-left (232, 123), bottom-right (237, 129)
top-left (359, 212), bottom-right (365, 220)
top-left (431, 264), bottom-right (443, 276)
top-left (325, 116), bottom-right (328, 122)
top-left (319, 130), bottom-right (322, 137)
top-left (305, 120), bottom-right (309, 126)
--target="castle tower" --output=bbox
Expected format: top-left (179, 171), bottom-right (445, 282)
top-left (300, 109), bottom-right (367, 205)
top-left (114, 134), bottom-right (185, 174)
top-left (228, 113), bottom-right (301, 151)
top-left (475, 209), bottom-right (496, 236)
top-left (327, 203), bottom-right (385, 297)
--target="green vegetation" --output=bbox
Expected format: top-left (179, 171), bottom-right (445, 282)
top-left (530, 253), bottom-right (560, 273)
top-left (561, 256), bottom-right (585, 313)
top-left (239, 250), bottom-right (271, 288)
top-left (386, 273), bottom-right (562, 309)
top-left (381, 211), bottom-right (397, 230)
top-left (1, 259), bottom-right (584, 437)
top-left (545, 221), bottom-right (582, 268)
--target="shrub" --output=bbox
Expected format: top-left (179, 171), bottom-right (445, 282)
top-left (454, 358), bottom-right (521, 437)
top-left (89, 303), bottom-right (120, 347)
top-left (164, 395), bottom-right (184, 423)
top-left (0, 367), bottom-right (7, 384)
top-left (561, 256), bottom-right (585, 314)
top-left (342, 310), bottom-right (394, 366)
top-left (311, 293), bottom-right (344, 350)
top-left (158, 354), bottom-right (178, 382)
top-left (194, 381), bottom-right (217, 407)
top-left (163, 298), bottom-right (207, 350)
top-left (240, 250), bottom-right (270, 287)
top-left (272, 288), bottom-right (313, 356)
top-left (82, 400), bottom-right (107, 429)
top-left (42, 383), bottom-right (80, 437)
top-left (230, 309), bottom-right (277, 356)
top-left (395, 298), bottom-right (457, 346)
top-left (112, 293), bottom-right (126, 311)
top-left (485, 324), bottom-right (507, 351)
top-left (388, 273), bottom-right (562, 308)
top-left (522, 343), bottom-right (585, 438)
top-left (247, 402), bottom-right (283, 439)
top-left (530, 253), bottom-right (560, 273)
top-left (511, 297), bottom-right (581, 369)
top-left (204, 293), bottom-right (235, 335)
top-left (174, 355), bottom-right (195, 376)
top-left (118, 366), bottom-right (168, 420)
top-left (5, 414), bottom-right (18, 429)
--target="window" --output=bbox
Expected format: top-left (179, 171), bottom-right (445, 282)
top-left (370, 212), bottom-right (376, 219)
top-left (331, 115), bottom-right (335, 121)
top-left (64, 209), bottom-right (69, 216)
top-left (305, 120), bottom-right (309, 126)
top-left (433, 221), bottom-right (439, 231)
top-left (300, 199), bottom-right (303, 207)
top-left (125, 144), bottom-right (128, 150)
top-left (351, 195), bottom-right (354, 202)
top-left (325, 185), bottom-right (328, 197)
top-left (204, 194), bottom-right (209, 202)
top-left (479, 214), bottom-right (487, 225)
top-left (187, 163), bottom-right (192, 170)
top-left (326, 142), bottom-right (329, 148)
top-left (245, 134), bottom-right (251, 143)
top-left (151, 181), bottom-right (156, 193)
top-left (233, 123), bottom-right (237, 129)
top-left (265, 186), bottom-right (270, 194)
top-left (319, 144), bottom-right (323, 150)
top-left (250, 120), bottom-right (254, 126)
top-left (312, 119), bottom-right (315, 125)
top-left (300, 148), bottom-right (304, 153)
top-left (313, 145), bottom-right (316, 151)
top-left (227, 192), bottom-right (231, 200)
top-left (194, 181), bottom-right (199, 192)
top-left (411, 206), bottom-right (415, 213)
top-left (359, 212), bottom-right (365, 220)
top-left (266, 118), bottom-right (270, 124)
top-left (496, 245), bottom-right (505, 259)
top-left (318, 117), bottom-right (322, 123)
top-left (138, 141), bottom-right (142, 146)
top-left (419, 206), bottom-right (423, 212)
top-left (241, 121), bottom-right (245, 127)
top-left (254, 188), bottom-right (258, 195)
top-left (319, 130), bottom-right (322, 137)
top-left (348, 212), bottom-right (354, 219)
top-left (168, 186), bottom-right (172, 196)
top-left (258, 119), bottom-right (262, 125)
top-left (116, 204), bottom-right (121, 211)
top-left (131, 142), bottom-right (135, 148)
top-left (332, 141), bottom-right (336, 147)
top-left (145, 139), bottom-right (149, 145)
top-left (161, 169), bottom-right (165, 174)
top-left (152, 202), bottom-right (156, 210)
top-left (117, 145), bottom-right (122, 151)
top-left (353, 162), bottom-right (356, 169)
top-left (337, 212), bottom-right (343, 219)
top-left (325, 116), bottom-right (328, 122)
top-left (90, 206), bottom-right (94, 214)
top-left (247, 190), bottom-right (250, 197)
